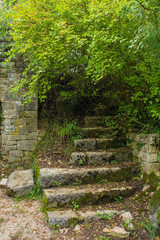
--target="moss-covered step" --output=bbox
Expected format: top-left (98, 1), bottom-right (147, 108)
top-left (47, 209), bottom-right (120, 228)
top-left (74, 138), bottom-right (126, 151)
top-left (81, 127), bottom-right (118, 138)
top-left (39, 164), bottom-right (135, 188)
top-left (84, 116), bottom-right (110, 127)
top-left (42, 182), bottom-right (137, 209)
top-left (71, 149), bottom-right (132, 166)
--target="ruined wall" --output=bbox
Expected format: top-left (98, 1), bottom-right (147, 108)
top-left (127, 133), bottom-right (160, 176)
top-left (0, 42), bottom-right (38, 169)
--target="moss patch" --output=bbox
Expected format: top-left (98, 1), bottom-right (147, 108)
top-left (157, 209), bottom-right (160, 225)
top-left (150, 188), bottom-right (160, 213)
top-left (143, 171), bottom-right (160, 192)
top-left (68, 217), bottom-right (82, 227)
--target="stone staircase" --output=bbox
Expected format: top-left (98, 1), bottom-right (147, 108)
top-left (39, 116), bottom-right (139, 228)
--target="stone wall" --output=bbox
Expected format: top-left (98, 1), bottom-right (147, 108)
top-left (127, 133), bottom-right (160, 176)
top-left (0, 42), bottom-right (38, 169)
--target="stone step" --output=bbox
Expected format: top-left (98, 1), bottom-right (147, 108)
top-left (42, 182), bottom-right (137, 209)
top-left (39, 164), bottom-right (135, 189)
top-left (74, 138), bottom-right (126, 151)
top-left (71, 149), bottom-right (131, 166)
top-left (47, 208), bottom-right (125, 228)
top-left (84, 116), bottom-right (109, 127)
top-left (81, 127), bottom-right (118, 138)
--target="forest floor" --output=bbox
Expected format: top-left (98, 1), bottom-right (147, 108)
top-left (0, 142), bottom-right (159, 240)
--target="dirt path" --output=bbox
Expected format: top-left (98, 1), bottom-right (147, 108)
top-left (0, 188), bottom-right (54, 240)
top-left (0, 185), bottom-right (157, 240)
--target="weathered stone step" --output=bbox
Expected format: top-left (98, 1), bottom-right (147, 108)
top-left (42, 182), bottom-right (137, 209)
top-left (47, 208), bottom-right (123, 228)
top-left (84, 116), bottom-right (109, 127)
top-left (74, 138), bottom-right (126, 151)
top-left (71, 149), bottom-right (131, 166)
top-left (39, 165), bottom-right (134, 189)
top-left (81, 127), bottom-right (118, 138)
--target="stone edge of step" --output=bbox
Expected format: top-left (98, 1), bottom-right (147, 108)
top-left (47, 209), bottom-right (130, 228)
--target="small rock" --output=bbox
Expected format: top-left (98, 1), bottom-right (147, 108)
top-left (128, 223), bottom-right (134, 230)
top-left (0, 178), bottom-right (8, 188)
top-left (142, 185), bottom-right (150, 192)
top-left (59, 228), bottom-right (69, 234)
top-left (74, 225), bottom-right (81, 231)
top-left (6, 169), bottom-right (34, 197)
top-left (103, 226), bottom-right (130, 238)
top-left (47, 210), bottom-right (78, 228)
top-left (121, 212), bottom-right (133, 223)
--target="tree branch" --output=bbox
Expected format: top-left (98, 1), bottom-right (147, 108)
top-left (136, 0), bottom-right (152, 12)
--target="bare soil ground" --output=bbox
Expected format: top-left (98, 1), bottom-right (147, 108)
top-left (0, 143), bottom-right (159, 240)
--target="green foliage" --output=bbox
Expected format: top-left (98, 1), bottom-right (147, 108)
top-left (105, 117), bottom-right (119, 130)
top-left (72, 201), bottom-right (79, 210)
top-left (96, 211), bottom-right (114, 220)
top-left (78, 159), bottom-right (84, 166)
top-left (140, 220), bottom-right (158, 239)
top-left (123, 219), bottom-right (133, 230)
top-left (59, 121), bottom-right (82, 143)
top-left (53, 180), bottom-right (61, 187)
top-left (0, 218), bottom-right (4, 223)
top-left (114, 196), bottom-right (123, 203)
top-left (14, 195), bottom-right (20, 203)
top-left (0, 0), bottom-right (160, 130)
top-left (50, 223), bottom-right (60, 229)
top-left (24, 181), bottom-right (42, 200)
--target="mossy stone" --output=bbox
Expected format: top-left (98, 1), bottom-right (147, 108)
top-left (143, 171), bottom-right (160, 192)
top-left (68, 217), bottom-right (82, 227)
top-left (157, 209), bottom-right (160, 225)
top-left (74, 192), bottom-right (93, 206)
top-left (150, 188), bottom-right (160, 213)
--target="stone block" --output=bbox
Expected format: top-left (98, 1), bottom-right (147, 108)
top-left (0, 178), bottom-right (8, 188)
top-left (6, 169), bottom-right (34, 197)
top-left (138, 151), bottom-right (158, 163)
top-left (24, 101), bottom-right (38, 111)
top-left (48, 210), bottom-right (78, 228)
top-left (27, 131), bottom-right (37, 140)
top-left (141, 144), bottom-right (159, 154)
top-left (20, 125), bottom-right (37, 134)
top-left (8, 134), bottom-right (24, 141)
top-left (14, 101), bottom-right (23, 111)
top-left (71, 152), bottom-right (87, 165)
top-left (3, 125), bottom-right (15, 132)
top-left (74, 139), bottom-right (96, 151)
top-left (10, 150), bottom-right (23, 157)
top-left (8, 155), bottom-right (22, 163)
top-left (23, 151), bottom-right (31, 157)
top-left (5, 145), bottom-right (17, 151)
top-left (22, 157), bottom-right (31, 162)
top-left (127, 133), bottom-right (159, 145)
top-left (39, 166), bottom-right (134, 188)
top-left (43, 183), bottom-right (136, 208)
top-left (7, 72), bottom-right (17, 81)
top-left (17, 140), bottom-right (37, 151)
top-left (3, 109), bottom-right (15, 116)
top-left (96, 138), bottom-right (114, 149)
top-left (141, 162), bottom-right (160, 176)
top-left (23, 111), bottom-right (37, 118)
top-left (84, 116), bottom-right (107, 127)
top-left (3, 101), bottom-right (15, 110)
top-left (25, 118), bottom-right (37, 126)
top-left (103, 226), bottom-right (130, 238)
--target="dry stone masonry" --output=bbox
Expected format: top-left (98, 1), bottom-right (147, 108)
top-left (0, 41), bottom-right (38, 169)
top-left (127, 133), bottom-right (160, 176)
